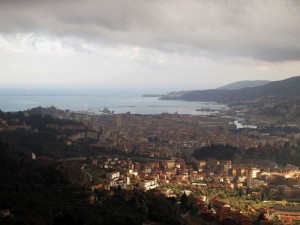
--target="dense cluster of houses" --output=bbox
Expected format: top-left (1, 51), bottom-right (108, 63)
top-left (0, 117), bottom-right (32, 132)
top-left (81, 155), bottom-right (300, 225)
top-left (65, 112), bottom-right (300, 159)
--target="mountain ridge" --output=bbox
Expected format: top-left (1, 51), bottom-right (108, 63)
top-left (218, 80), bottom-right (271, 90)
top-left (160, 76), bottom-right (300, 102)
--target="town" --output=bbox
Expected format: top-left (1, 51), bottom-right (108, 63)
top-left (1, 106), bottom-right (300, 225)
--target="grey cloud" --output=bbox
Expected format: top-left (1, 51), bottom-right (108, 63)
top-left (1, 0), bottom-right (300, 61)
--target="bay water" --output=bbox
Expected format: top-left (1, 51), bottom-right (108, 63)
top-left (0, 89), bottom-right (227, 114)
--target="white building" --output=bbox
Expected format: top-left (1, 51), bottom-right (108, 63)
top-left (106, 171), bottom-right (120, 180)
top-left (139, 179), bottom-right (158, 191)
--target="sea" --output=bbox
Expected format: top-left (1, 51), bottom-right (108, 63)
top-left (0, 89), bottom-right (228, 115)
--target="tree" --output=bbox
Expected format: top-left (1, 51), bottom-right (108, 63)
top-left (180, 192), bottom-right (188, 210)
top-left (246, 187), bottom-right (251, 195)
top-left (238, 188), bottom-right (243, 197)
top-left (258, 212), bottom-right (265, 222)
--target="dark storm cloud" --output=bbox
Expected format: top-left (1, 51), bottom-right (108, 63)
top-left (1, 0), bottom-right (300, 61)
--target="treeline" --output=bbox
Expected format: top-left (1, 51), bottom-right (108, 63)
top-left (193, 144), bottom-right (239, 160)
top-left (0, 141), bottom-right (71, 225)
top-left (0, 110), bottom-right (82, 128)
top-left (193, 143), bottom-right (300, 167)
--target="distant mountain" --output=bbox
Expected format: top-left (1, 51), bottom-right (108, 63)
top-left (160, 76), bottom-right (300, 102)
top-left (218, 80), bottom-right (271, 90)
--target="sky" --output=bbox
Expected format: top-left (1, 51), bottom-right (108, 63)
top-left (0, 0), bottom-right (300, 92)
